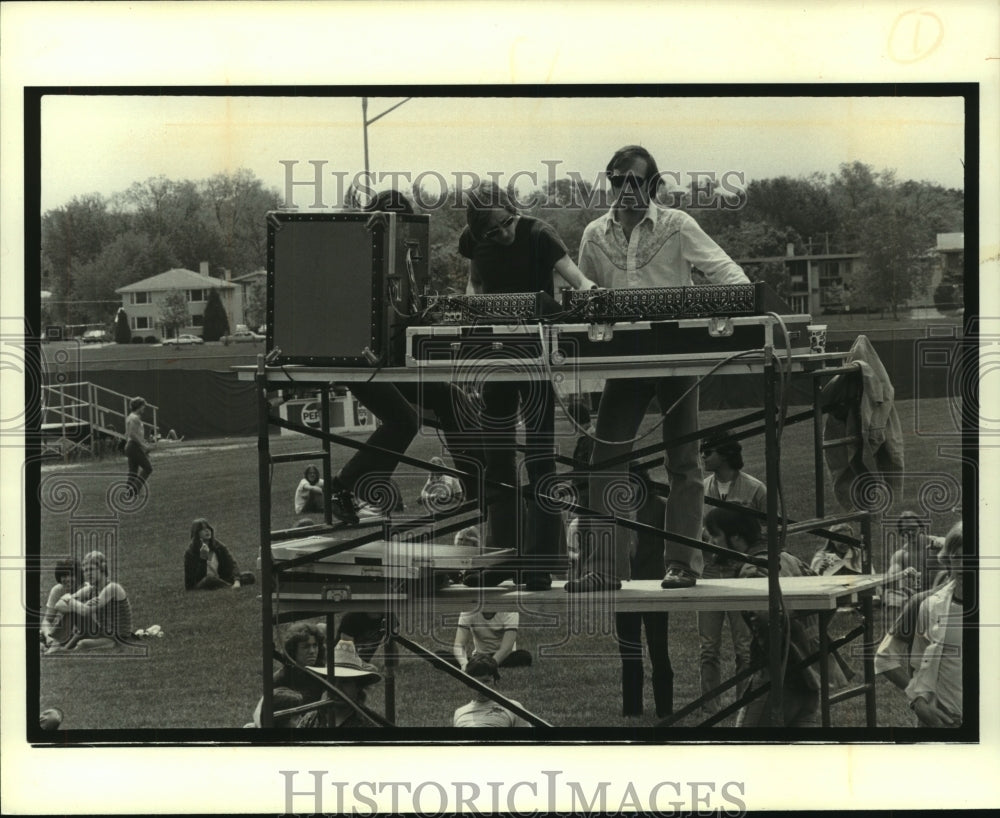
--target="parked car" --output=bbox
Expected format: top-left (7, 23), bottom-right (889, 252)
top-left (170, 334), bottom-right (204, 346)
top-left (81, 329), bottom-right (109, 344)
top-left (221, 329), bottom-right (265, 345)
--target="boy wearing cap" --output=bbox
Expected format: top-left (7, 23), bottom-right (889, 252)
top-left (453, 655), bottom-right (531, 728)
top-left (697, 435), bottom-right (766, 710)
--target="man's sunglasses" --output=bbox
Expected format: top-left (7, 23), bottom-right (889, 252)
top-left (608, 174), bottom-right (648, 189)
top-left (483, 215), bottom-right (515, 239)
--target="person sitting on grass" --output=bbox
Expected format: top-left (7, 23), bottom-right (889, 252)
top-left (184, 518), bottom-right (242, 590)
top-left (905, 521), bottom-right (964, 728)
top-left (40, 557), bottom-right (87, 650)
top-left (883, 511), bottom-right (946, 623)
top-left (809, 522), bottom-right (866, 576)
top-left (252, 621), bottom-right (327, 728)
top-left (703, 507), bottom-right (849, 727)
top-left (875, 524), bottom-right (962, 720)
top-left (45, 550), bottom-right (137, 653)
top-left (451, 610), bottom-right (532, 670)
top-left (453, 654), bottom-right (531, 727)
top-left (294, 466), bottom-right (325, 515)
top-left (297, 641), bottom-right (385, 728)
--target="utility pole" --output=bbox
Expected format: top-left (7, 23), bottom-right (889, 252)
top-left (361, 96), bottom-right (412, 192)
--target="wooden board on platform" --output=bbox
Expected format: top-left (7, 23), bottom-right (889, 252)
top-left (266, 573), bottom-right (884, 614)
top-left (271, 537), bottom-right (516, 571)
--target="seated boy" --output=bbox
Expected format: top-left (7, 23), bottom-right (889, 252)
top-left (452, 654), bottom-right (531, 728)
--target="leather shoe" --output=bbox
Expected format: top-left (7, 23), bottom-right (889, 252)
top-left (523, 572), bottom-right (552, 592)
top-left (564, 571), bottom-right (622, 593)
top-left (660, 564), bottom-right (697, 589)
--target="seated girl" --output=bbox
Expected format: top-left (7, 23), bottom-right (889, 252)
top-left (252, 621), bottom-right (328, 728)
top-left (295, 466), bottom-right (325, 515)
top-left (184, 518), bottom-right (241, 590)
top-left (40, 557), bottom-right (87, 649)
top-left (46, 550), bottom-right (137, 653)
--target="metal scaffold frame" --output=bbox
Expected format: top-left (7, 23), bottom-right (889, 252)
top-left (239, 342), bottom-right (882, 731)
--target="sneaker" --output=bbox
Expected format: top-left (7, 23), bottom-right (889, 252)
top-left (564, 571), bottom-right (621, 593)
top-left (660, 564), bottom-right (697, 589)
top-left (356, 501), bottom-right (382, 520)
top-left (329, 486), bottom-right (360, 525)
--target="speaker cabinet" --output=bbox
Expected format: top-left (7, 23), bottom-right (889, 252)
top-left (266, 211), bottom-right (430, 366)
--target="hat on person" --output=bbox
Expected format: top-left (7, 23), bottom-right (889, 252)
top-left (315, 641), bottom-right (383, 685)
top-left (825, 522), bottom-right (855, 553)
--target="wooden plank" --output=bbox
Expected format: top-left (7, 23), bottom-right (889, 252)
top-left (266, 574), bottom-right (884, 615)
top-left (271, 537), bottom-right (515, 569)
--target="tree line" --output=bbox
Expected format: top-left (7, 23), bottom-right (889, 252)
top-left (41, 161), bottom-right (962, 328)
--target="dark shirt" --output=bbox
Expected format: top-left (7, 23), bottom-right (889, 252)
top-left (273, 664), bottom-right (328, 705)
top-left (458, 216), bottom-right (567, 296)
top-left (336, 612), bottom-right (398, 663)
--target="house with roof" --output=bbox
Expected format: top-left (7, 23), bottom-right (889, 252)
top-left (115, 263), bottom-right (238, 340)
top-left (231, 269), bottom-right (267, 331)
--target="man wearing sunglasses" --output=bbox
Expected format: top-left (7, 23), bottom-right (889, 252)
top-left (568, 145), bottom-right (749, 595)
top-left (458, 181), bottom-right (597, 591)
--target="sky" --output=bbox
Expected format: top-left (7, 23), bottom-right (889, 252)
top-left (39, 93), bottom-right (967, 212)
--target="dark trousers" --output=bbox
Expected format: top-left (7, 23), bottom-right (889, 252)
top-left (617, 472), bottom-right (674, 717)
top-left (616, 611), bottom-right (673, 717)
top-left (396, 382), bottom-right (487, 501)
top-left (124, 440), bottom-right (152, 494)
top-left (339, 382), bottom-right (420, 494)
top-left (480, 380), bottom-right (561, 569)
top-left (584, 376), bottom-right (704, 579)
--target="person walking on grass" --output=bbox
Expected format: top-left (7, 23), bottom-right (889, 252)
top-left (124, 396), bottom-right (153, 497)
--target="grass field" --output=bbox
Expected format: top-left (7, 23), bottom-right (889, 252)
top-left (36, 396), bottom-right (965, 734)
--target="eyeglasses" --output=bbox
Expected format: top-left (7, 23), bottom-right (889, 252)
top-left (483, 215), bottom-right (515, 239)
top-left (608, 174), bottom-right (647, 189)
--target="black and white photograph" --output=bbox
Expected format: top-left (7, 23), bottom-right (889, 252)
top-left (2, 2), bottom-right (998, 815)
